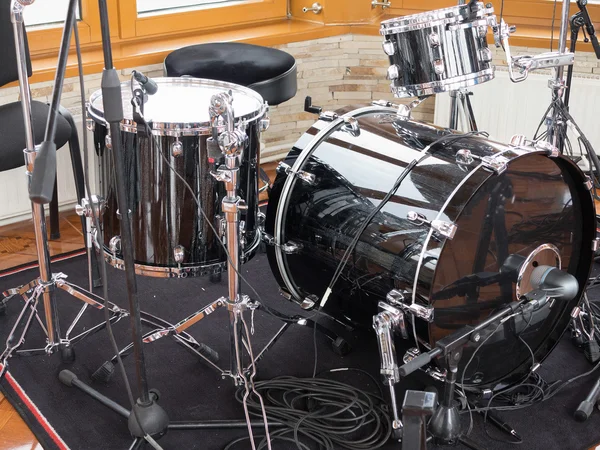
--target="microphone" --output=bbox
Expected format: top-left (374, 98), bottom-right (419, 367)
top-left (132, 70), bottom-right (158, 95)
top-left (577, 0), bottom-right (600, 60)
top-left (530, 265), bottom-right (579, 301)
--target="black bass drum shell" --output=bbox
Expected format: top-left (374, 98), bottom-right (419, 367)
top-left (265, 105), bottom-right (595, 389)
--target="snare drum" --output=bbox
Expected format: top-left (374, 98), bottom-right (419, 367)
top-left (87, 78), bottom-right (269, 278)
top-left (380, 2), bottom-right (496, 98)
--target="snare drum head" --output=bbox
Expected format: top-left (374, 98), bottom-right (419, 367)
top-left (88, 77), bottom-right (265, 132)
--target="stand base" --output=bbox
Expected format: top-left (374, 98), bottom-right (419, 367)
top-left (429, 403), bottom-right (461, 444)
top-left (128, 397), bottom-right (169, 438)
top-left (59, 370), bottom-right (169, 438)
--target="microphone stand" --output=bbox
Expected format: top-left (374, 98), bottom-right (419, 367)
top-left (1, 0), bottom-right (127, 380)
top-left (60, 0), bottom-right (170, 438)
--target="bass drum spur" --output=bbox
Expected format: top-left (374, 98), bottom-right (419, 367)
top-left (265, 104), bottom-right (595, 388)
top-left (88, 77), bottom-right (268, 278)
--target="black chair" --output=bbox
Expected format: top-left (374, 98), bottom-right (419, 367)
top-left (164, 42), bottom-right (297, 106)
top-left (1, 2), bottom-right (86, 241)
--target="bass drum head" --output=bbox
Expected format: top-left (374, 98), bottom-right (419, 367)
top-left (428, 153), bottom-right (594, 388)
top-left (265, 108), bottom-right (595, 390)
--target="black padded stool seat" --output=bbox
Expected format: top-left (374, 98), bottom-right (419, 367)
top-left (164, 42), bottom-right (297, 106)
top-left (0, 100), bottom-right (71, 172)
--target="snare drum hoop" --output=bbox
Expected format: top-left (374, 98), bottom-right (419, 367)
top-left (272, 105), bottom-right (398, 303)
top-left (380, 2), bottom-right (491, 35)
top-left (87, 77), bottom-right (267, 136)
top-left (391, 69), bottom-right (495, 98)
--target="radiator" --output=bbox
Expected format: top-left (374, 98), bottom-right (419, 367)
top-left (434, 69), bottom-right (600, 167)
top-left (0, 120), bottom-right (100, 227)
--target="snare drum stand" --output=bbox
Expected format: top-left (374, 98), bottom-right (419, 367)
top-left (0, 0), bottom-right (127, 381)
top-left (449, 89), bottom-right (478, 132)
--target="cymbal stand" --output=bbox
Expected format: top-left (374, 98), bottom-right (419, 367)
top-left (0, 0), bottom-right (128, 381)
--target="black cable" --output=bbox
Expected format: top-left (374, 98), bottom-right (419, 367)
top-left (227, 376), bottom-right (391, 450)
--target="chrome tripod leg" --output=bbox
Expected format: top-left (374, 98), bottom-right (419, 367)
top-left (0, 286), bottom-right (45, 375)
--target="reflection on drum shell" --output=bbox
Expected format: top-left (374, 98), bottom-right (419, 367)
top-left (265, 106), bottom-right (595, 388)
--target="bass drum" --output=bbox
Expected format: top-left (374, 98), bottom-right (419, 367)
top-left (265, 104), bottom-right (595, 389)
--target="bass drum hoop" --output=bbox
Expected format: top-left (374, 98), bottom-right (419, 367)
top-left (270, 110), bottom-right (596, 390)
top-left (272, 105), bottom-right (398, 302)
top-left (418, 152), bottom-right (595, 389)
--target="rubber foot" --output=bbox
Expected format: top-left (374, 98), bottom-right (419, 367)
top-left (60, 344), bottom-right (76, 364)
top-left (332, 337), bottom-right (351, 356)
top-left (91, 361), bottom-right (115, 384)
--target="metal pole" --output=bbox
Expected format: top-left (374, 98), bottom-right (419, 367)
top-left (97, 0), bottom-right (150, 402)
top-left (548, 0), bottom-right (571, 146)
top-left (10, 0), bottom-right (59, 347)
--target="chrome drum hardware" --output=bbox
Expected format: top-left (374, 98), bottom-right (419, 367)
top-left (87, 78), bottom-right (268, 278)
top-left (380, 3), bottom-right (497, 97)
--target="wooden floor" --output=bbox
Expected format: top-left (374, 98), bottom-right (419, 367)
top-left (0, 162), bottom-right (597, 450)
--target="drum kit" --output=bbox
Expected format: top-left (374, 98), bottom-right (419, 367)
top-left (2, 0), bottom-right (600, 448)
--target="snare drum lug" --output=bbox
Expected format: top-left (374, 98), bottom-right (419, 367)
top-left (433, 59), bottom-right (445, 75)
top-left (173, 245), bottom-right (185, 264)
top-left (592, 238), bottom-right (600, 252)
top-left (584, 176), bottom-right (594, 191)
top-left (479, 47), bottom-right (493, 63)
top-left (478, 25), bottom-right (487, 38)
top-left (260, 115), bottom-right (271, 132)
top-left (387, 64), bottom-right (400, 80)
top-left (276, 162), bottom-right (316, 185)
top-left (319, 111), bottom-right (339, 122)
top-left (382, 40), bottom-right (396, 56)
top-left (171, 139), bottom-right (183, 157)
top-left (105, 134), bottom-right (112, 150)
top-left (428, 32), bottom-right (440, 48)
top-left (341, 117), bottom-right (361, 137)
